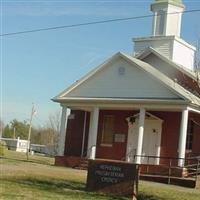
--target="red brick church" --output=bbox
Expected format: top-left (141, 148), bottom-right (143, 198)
top-left (53, 0), bottom-right (200, 177)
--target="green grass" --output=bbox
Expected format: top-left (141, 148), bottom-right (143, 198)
top-left (0, 150), bottom-right (200, 200)
top-left (1, 149), bottom-right (54, 165)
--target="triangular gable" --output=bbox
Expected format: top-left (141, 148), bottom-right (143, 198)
top-left (127, 112), bottom-right (163, 122)
top-left (54, 53), bottom-right (120, 100)
top-left (53, 52), bottom-right (200, 105)
top-left (124, 53), bottom-right (200, 105)
top-left (136, 47), bottom-right (196, 80)
top-left (61, 56), bottom-right (181, 100)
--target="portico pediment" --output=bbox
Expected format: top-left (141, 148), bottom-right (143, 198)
top-left (53, 53), bottom-right (192, 104)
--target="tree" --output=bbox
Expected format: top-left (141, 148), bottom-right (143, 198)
top-left (30, 111), bottom-right (60, 154)
top-left (2, 119), bottom-right (29, 139)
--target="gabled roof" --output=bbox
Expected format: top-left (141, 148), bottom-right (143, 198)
top-left (135, 47), bottom-right (197, 80)
top-left (128, 112), bottom-right (163, 122)
top-left (52, 52), bottom-right (200, 107)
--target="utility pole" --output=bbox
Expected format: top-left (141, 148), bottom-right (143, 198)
top-left (26, 103), bottom-right (36, 160)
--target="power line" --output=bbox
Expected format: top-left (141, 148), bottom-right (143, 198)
top-left (1, 9), bottom-right (200, 37)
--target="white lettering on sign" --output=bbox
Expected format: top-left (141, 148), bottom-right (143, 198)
top-left (99, 164), bottom-right (122, 172)
top-left (101, 177), bottom-right (118, 183)
top-left (95, 170), bottom-right (124, 178)
top-left (94, 164), bottom-right (125, 184)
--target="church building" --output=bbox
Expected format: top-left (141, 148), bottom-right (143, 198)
top-left (53, 0), bottom-right (200, 176)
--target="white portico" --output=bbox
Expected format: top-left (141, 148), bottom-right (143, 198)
top-left (54, 51), bottom-right (200, 167)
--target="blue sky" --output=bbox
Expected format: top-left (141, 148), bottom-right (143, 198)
top-left (1, 0), bottom-right (200, 127)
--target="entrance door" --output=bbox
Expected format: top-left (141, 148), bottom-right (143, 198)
top-left (126, 113), bottom-right (162, 164)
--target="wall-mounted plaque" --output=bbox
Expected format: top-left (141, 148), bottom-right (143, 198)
top-left (114, 134), bottom-right (126, 143)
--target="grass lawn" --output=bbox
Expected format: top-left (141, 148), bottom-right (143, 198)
top-left (0, 150), bottom-right (200, 200)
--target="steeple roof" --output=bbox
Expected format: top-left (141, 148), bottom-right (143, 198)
top-left (151, 0), bottom-right (185, 9)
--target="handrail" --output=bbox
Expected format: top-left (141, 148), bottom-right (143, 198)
top-left (133, 154), bottom-right (200, 181)
top-left (185, 159), bottom-right (200, 180)
top-left (134, 154), bottom-right (199, 161)
top-left (121, 148), bottom-right (136, 161)
top-left (134, 154), bottom-right (200, 166)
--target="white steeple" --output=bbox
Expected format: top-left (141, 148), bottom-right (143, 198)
top-left (133, 0), bottom-right (196, 71)
top-left (151, 0), bottom-right (185, 37)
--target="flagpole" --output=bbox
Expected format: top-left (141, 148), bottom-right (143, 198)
top-left (26, 103), bottom-right (35, 160)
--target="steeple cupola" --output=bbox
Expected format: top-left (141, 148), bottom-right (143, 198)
top-left (133, 0), bottom-right (196, 71)
top-left (151, 0), bottom-right (185, 37)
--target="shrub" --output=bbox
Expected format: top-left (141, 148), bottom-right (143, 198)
top-left (0, 140), bottom-right (7, 156)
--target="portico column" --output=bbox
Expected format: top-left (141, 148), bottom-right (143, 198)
top-left (57, 105), bottom-right (71, 156)
top-left (178, 109), bottom-right (189, 167)
top-left (87, 107), bottom-right (99, 159)
top-left (135, 108), bottom-right (146, 164)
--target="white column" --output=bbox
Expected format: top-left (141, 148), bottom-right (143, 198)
top-left (178, 109), bottom-right (189, 167)
top-left (87, 107), bottom-right (99, 159)
top-left (57, 106), bottom-right (70, 156)
top-left (135, 108), bottom-right (146, 164)
top-left (152, 13), bottom-right (156, 36)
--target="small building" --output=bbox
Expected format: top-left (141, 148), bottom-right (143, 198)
top-left (31, 144), bottom-right (46, 154)
top-left (31, 144), bottom-right (56, 156)
top-left (1, 137), bottom-right (29, 153)
top-left (53, 0), bottom-right (200, 177)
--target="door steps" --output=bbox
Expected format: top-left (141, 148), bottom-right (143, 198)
top-left (74, 158), bottom-right (89, 170)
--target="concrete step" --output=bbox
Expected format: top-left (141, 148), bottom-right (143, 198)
top-left (74, 158), bottom-right (88, 170)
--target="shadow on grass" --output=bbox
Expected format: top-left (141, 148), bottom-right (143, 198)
top-left (137, 194), bottom-right (165, 200)
top-left (0, 156), bottom-right (53, 166)
top-left (2, 177), bottom-right (169, 200)
top-left (3, 177), bottom-right (128, 200)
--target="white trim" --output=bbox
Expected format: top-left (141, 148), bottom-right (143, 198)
top-left (133, 36), bottom-right (196, 51)
top-left (56, 97), bottom-right (184, 103)
top-left (62, 102), bottom-right (187, 111)
top-left (133, 35), bottom-right (176, 42)
top-left (187, 107), bottom-right (200, 114)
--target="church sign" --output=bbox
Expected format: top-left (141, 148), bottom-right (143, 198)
top-left (86, 159), bottom-right (139, 198)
